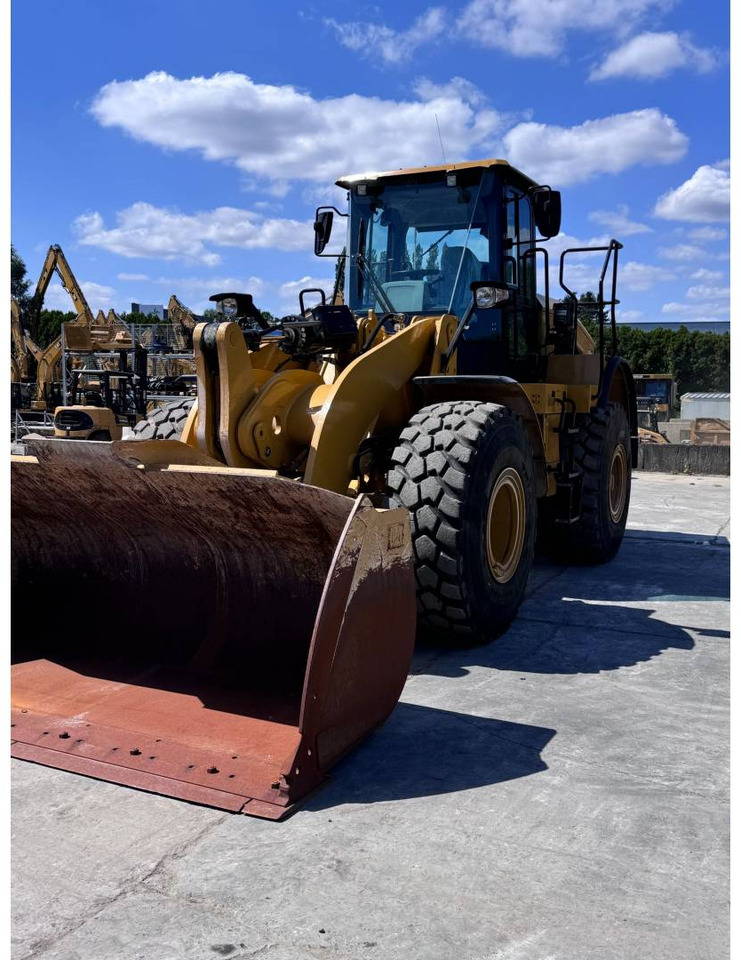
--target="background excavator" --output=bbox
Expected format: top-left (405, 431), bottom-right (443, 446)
top-left (11, 244), bottom-right (97, 409)
top-left (12, 157), bottom-right (636, 819)
top-left (10, 245), bottom-right (149, 437)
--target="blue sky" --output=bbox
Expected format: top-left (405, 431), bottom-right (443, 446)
top-left (12, 0), bottom-right (729, 323)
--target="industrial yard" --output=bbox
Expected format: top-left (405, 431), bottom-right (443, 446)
top-left (9, 3), bottom-right (731, 958)
top-left (12, 471), bottom-right (729, 960)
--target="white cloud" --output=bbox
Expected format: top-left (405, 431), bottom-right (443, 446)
top-left (654, 163), bottom-right (730, 222)
top-left (278, 276), bottom-right (335, 310)
top-left (91, 72), bottom-right (688, 191)
top-left (413, 76), bottom-right (488, 107)
top-left (590, 31), bottom-right (718, 81)
top-left (617, 309), bottom-right (644, 323)
top-left (687, 226), bottom-right (727, 241)
top-left (661, 301), bottom-right (729, 317)
top-left (91, 71), bottom-right (503, 185)
top-left (147, 275), bottom-right (267, 314)
top-left (685, 284), bottom-right (729, 301)
top-left (620, 261), bottom-right (675, 292)
top-left (326, 7), bottom-right (447, 65)
top-left (457, 0), bottom-right (668, 58)
top-left (588, 204), bottom-right (652, 235)
top-left (503, 109), bottom-right (687, 186)
top-left (73, 202), bottom-right (313, 264)
top-left (117, 272), bottom-right (150, 281)
top-left (658, 243), bottom-right (708, 262)
top-left (690, 268), bottom-right (724, 282)
top-left (35, 279), bottom-right (116, 314)
top-left (558, 259), bottom-right (673, 294)
top-left (542, 232), bottom-right (672, 293)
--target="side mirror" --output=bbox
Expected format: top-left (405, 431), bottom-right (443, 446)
top-left (314, 210), bottom-right (334, 255)
top-left (531, 187), bottom-right (562, 239)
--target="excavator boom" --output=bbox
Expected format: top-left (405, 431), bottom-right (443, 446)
top-left (32, 244), bottom-right (94, 324)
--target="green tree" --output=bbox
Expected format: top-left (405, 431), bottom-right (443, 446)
top-left (616, 325), bottom-right (729, 398)
top-left (31, 310), bottom-right (76, 349)
top-left (425, 244), bottom-right (440, 272)
top-left (11, 244), bottom-right (32, 309)
top-left (568, 292), bottom-right (730, 400)
top-left (118, 310), bottom-right (163, 325)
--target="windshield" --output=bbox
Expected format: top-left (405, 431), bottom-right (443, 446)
top-left (349, 173), bottom-right (495, 317)
top-left (641, 380), bottom-right (671, 402)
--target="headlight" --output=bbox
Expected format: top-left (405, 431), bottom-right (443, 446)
top-left (474, 285), bottom-right (510, 309)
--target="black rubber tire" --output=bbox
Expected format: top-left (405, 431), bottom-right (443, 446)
top-left (560, 402), bottom-right (631, 563)
top-left (87, 430), bottom-right (112, 442)
top-left (132, 399), bottom-right (194, 441)
top-left (388, 401), bottom-right (537, 644)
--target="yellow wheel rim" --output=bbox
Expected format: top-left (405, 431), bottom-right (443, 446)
top-left (486, 467), bottom-right (526, 584)
top-left (608, 443), bottom-right (628, 523)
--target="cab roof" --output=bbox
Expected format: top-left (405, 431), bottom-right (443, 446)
top-left (336, 158), bottom-right (539, 191)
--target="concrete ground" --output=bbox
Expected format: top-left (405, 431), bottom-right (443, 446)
top-left (12, 472), bottom-right (730, 960)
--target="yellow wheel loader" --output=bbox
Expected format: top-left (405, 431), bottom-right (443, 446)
top-left (11, 158), bottom-right (637, 819)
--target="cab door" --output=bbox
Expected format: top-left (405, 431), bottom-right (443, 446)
top-left (502, 186), bottom-right (541, 380)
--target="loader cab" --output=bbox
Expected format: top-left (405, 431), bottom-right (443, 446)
top-left (333, 160), bottom-right (559, 382)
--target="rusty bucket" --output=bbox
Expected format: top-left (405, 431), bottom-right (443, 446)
top-left (11, 439), bottom-right (416, 819)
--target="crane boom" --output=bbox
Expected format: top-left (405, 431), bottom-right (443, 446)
top-left (31, 245), bottom-right (94, 324)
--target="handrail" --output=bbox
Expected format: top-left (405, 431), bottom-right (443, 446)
top-left (558, 239), bottom-right (623, 393)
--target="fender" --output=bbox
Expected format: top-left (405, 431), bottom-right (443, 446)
top-left (598, 356), bottom-right (638, 467)
top-left (413, 375), bottom-right (548, 497)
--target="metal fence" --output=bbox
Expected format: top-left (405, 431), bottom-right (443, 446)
top-left (13, 409), bottom-right (55, 443)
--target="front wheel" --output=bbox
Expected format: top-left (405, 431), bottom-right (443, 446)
top-left (388, 401), bottom-right (537, 644)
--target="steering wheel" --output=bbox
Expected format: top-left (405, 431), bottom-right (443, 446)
top-left (391, 269), bottom-right (443, 280)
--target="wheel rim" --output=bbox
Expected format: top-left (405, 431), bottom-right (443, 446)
top-left (486, 467), bottom-right (526, 584)
top-left (608, 443), bottom-right (628, 523)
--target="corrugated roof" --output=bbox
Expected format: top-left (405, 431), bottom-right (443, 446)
top-left (680, 393), bottom-right (731, 401)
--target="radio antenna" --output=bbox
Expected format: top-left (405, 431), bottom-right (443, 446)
top-left (435, 113), bottom-right (447, 164)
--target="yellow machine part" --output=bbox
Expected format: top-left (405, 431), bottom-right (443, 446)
top-left (183, 314), bottom-right (458, 494)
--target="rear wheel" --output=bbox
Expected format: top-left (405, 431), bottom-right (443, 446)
top-left (560, 402), bottom-right (631, 563)
top-left (132, 398), bottom-right (194, 441)
top-left (388, 401), bottom-right (536, 644)
top-left (88, 430), bottom-right (112, 442)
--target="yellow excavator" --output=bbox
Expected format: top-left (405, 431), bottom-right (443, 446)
top-left (166, 293), bottom-right (198, 351)
top-left (11, 157), bottom-right (636, 819)
top-left (11, 245), bottom-right (97, 409)
top-left (49, 322), bottom-right (148, 440)
top-left (11, 298), bottom-right (32, 382)
top-left (16, 246), bottom-right (142, 433)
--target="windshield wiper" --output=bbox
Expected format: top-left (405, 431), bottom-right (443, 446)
top-left (356, 253), bottom-right (396, 314)
top-left (420, 228), bottom-right (454, 261)
top-left (447, 176), bottom-right (486, 314)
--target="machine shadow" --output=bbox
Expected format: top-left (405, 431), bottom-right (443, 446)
top-left (532, 529), bottom-right (731, 601)
top-left (412, 598), bottom-right (696, 679)
top-left (303, 702), bottom-right (556, 810)
top-left (413, 529), bottom-right (729, 679)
